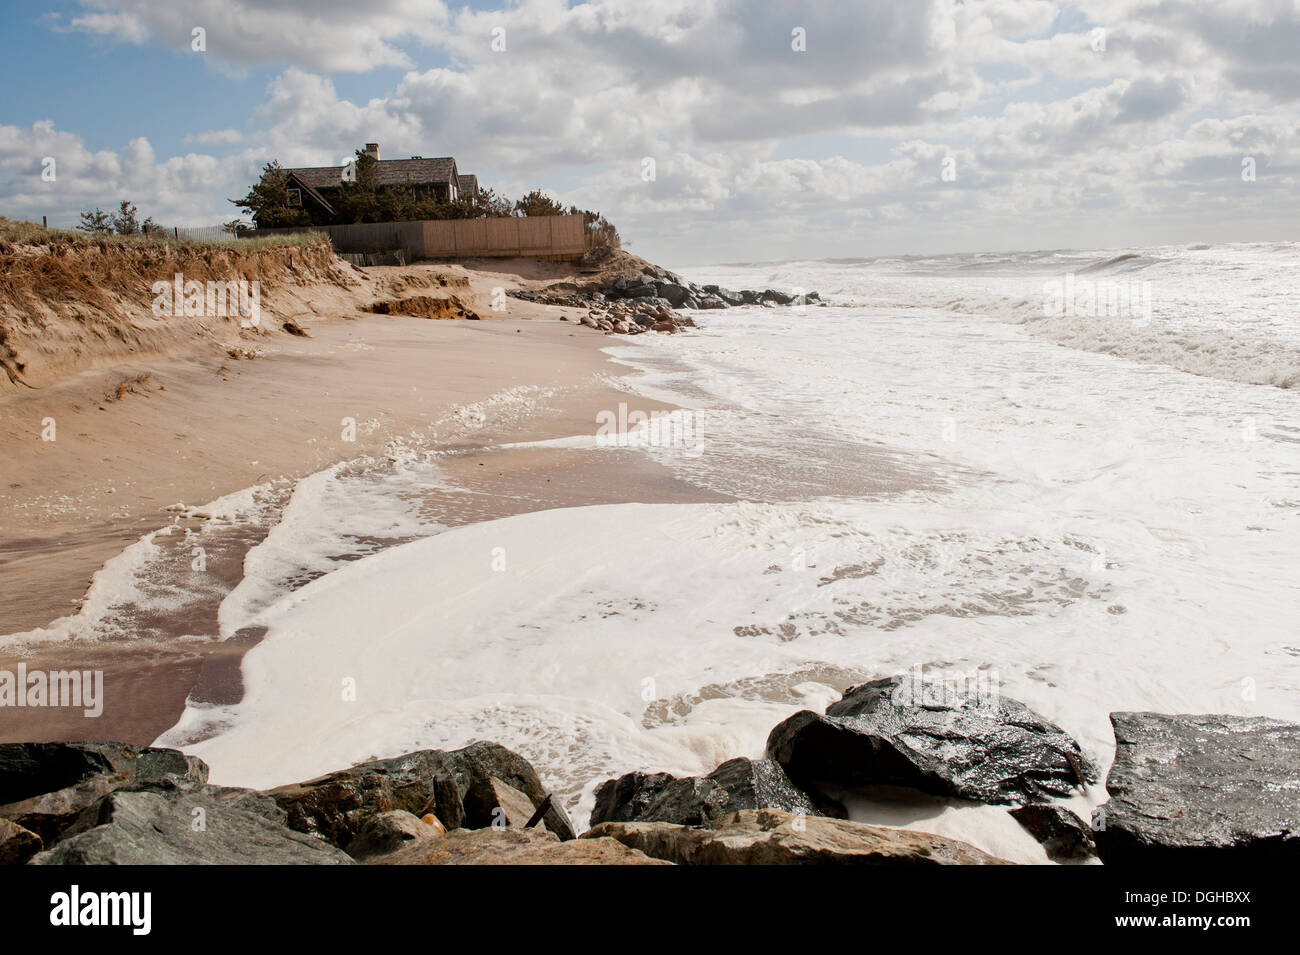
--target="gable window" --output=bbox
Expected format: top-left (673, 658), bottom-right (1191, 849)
top-left (287, 188), bottom-right (302, 207)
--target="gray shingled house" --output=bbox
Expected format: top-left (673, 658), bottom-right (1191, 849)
top-left (283, 144), bottom-right (476, 222)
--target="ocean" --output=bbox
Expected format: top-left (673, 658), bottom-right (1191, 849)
top-left (9, 241), bottom-right (1300, 862)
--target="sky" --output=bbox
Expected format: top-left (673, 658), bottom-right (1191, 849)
top-left (1, 0), bottom-right (1297, 266)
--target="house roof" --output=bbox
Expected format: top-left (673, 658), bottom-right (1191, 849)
top-left (457, 174), bottom-right (478, 196)
top-left (283, 173), bottom-right (336, 215)
top-left (286, 157), bottom-right (459, 191)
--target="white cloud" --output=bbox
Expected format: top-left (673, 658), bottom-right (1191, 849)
top-left (24, 0), bottom-right (1300, 259)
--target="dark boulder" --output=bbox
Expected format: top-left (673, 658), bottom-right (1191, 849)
top-left (30, 786), bottom-right (353, 865)
top-left (1009, 804), bottom-right (1095, 861)
top-left (759, 289), bottom-right (794, 306)
top-left (695, 294), bottom-right (728, 310)
top-left (268, 741), bottom-right (574, 848)
top-left (766, 676), bottom-right (1095, 805)
top-left (590, 756), bottom-right (824, 827)
top-left (0, 742), bottom-right (208, 844)
top-left (1093, 712), bottom-right (1300, 863)
top-left (655, 283), bottom-right (691, 307)
top-left (0, 741), bottom-right (205, 806)
top-left (626, 283), bottom-right (659, 299)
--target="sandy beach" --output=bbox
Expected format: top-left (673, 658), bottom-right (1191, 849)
top-left (0, 256), bottom-right (708, 744)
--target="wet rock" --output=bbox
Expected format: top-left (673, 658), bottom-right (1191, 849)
top-left (30, 786), bottom-right (354, 865)
top-left (346, 810), bottom-right (441, 860)
top-left (268, 742), bottom-right (574, 848)
top-left (0, 742), bottom-right (208, 844)
top-left (1009, 804), bottom-right (1096, 861)
top-left (466, 777), bottom-right (537, 829)
top-left (587, 809), bottom-right (1008, 865)
top-left (0, 817), bottom-right (42, 865)
top-left (590, 757), bottom-right (825, 827)
top-left (655, 283), bottom-right (690, 307)
top-left (0, 742), bottom-right (206, 806)
top-left (372, 825), bottom-right (669, 865)
top-left (766, 675), bottom-right (1094, 805)
top-left (695, 294), bottom-right (728, 309)
top-left (1093, 712), bottom-right (1300, 863)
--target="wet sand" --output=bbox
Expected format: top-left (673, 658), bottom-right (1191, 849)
top-left (0, 296), bottom-right (731, 744)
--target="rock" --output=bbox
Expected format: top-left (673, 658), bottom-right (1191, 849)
top-left (590, 757), bottom-right (825, 827)
top-left (420, 813), bottom-right (446, 834)
top-left (714, 288), bottom-right (746, 306)
top-left (268, 749), bottom-right (463, 848)
top-left (0, 817), bottom-right (42, 865)
top-left (1009, 804), bottom-right (1096, 861)
top-left (759, 289), bottom-right (794, 305)
top-left (0, 742), bottom-right (206, 806)
top-left (612, 320), bottom-right (630, 334)
top-left (0, 774), bottom-right (125, 846)
top-left (0, 742), bottom-right (208, 844)
top-left (30, 786), bottom-right (354, 865)
top-left (268, 742), bottom-right (574, 848)
top-left (587, 809), bottom-right (1008, 865)
top-left (695, 294), bottom-right (728, 309)
top-left (450, 742), bottom-right (576, 838)
top-left (346, 810), bottom-right (441, 860)
top-left (373, 825), bottom-right (669, 865)
top-left (1092, 712), bottom-right (1300, 863)
top-left (766, 675), bottom-right (1094, 805)
top-left (468, 777), bottom-right (537, 829)
top-left (626, 283), bottom-right (658, 299)
top-left (655, 283), bottom-right (690, 307)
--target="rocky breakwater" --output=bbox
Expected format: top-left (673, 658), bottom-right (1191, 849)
top-left (5, 695), bottom-right (1291, 864)
top-left (0, 740), bottom-right (659, 865)
top-left (510, 261), bottom-right (824, 336)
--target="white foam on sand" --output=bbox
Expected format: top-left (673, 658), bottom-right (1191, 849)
top-left (142, 243), bottom-right (1300, 863)
top-left (163, 486), bottom-right (1300, 862)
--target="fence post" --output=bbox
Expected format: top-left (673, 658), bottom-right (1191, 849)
top-left (43, 216), bottom-right (47, 228)
top-left (174, 227), bottom-right (179, 239)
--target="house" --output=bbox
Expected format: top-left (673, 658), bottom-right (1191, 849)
top-left (283, 144), bottom-right (478, 222)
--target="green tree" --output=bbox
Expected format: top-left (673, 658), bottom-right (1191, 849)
top-left (513, 189), bottom-right (566, 217)
top-left (334, 149), bottom-right (382, 223)
top-left (231, 160), bottom-right (311, 228)
top-left (111, 200), bottom-right (140, 235)
top-left (77, 208), bottom-right (113, 235)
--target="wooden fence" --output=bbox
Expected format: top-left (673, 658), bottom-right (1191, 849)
top-left (255, 215), bottom-right (586, 260)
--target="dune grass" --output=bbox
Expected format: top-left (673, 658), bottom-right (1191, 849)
top-left (0, 216), bottom-right (326, 251)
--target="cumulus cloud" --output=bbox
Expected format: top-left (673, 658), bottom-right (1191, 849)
top-left (21, 0), bottom-right (1300, 259)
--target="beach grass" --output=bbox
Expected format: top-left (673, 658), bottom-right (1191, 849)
top-left (0, 216), bottom-right (326, 251)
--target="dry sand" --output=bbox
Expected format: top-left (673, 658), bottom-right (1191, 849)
top-left (0, 256), bottom-right (720, 745)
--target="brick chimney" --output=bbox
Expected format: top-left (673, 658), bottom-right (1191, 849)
top-left (364, 143), bottom-right (379, 161)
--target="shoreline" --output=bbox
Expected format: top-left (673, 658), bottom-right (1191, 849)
top-left (0, 292), bottom-right (712, 745)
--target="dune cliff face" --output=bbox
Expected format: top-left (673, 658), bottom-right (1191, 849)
top-left (0, 235), bottom-right (359, 390)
